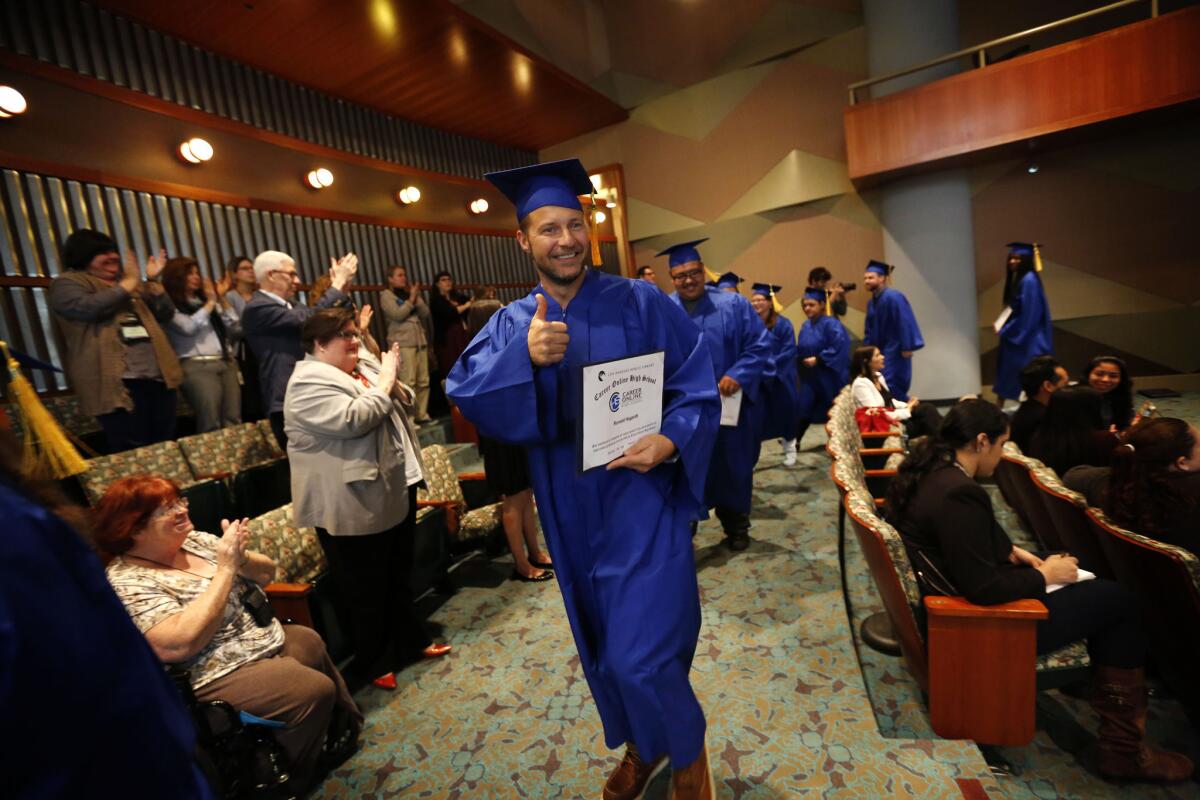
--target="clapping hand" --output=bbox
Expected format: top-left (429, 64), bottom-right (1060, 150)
top-left (215, 272), bottom-right (232, 299)
top-left (358, 303), bottom-right (374, 332)
top-left (378, 343), bottom-right (401, 390)
top-left (119, 251), bottom-right (142, 293)
top-left (145, 248), bottom-right (167, 281)
top-left (528, 294), bottom-right (568, 367)
top-left (216, 517), bottom-right (251, 572)
top-left (330, 252), bottom-right (358, 290)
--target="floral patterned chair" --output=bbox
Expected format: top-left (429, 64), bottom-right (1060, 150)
top-left (417, 443), bottom-right (502, 548)
top-left (994, 443), bottom-right (1062, 551)
top-left (1087, 506), bottom-right (1200, 724)
top-left (78, 440), bottom-right (234, 535)
top-left (1028, 463), bottom-right (1113, 578)
top-left (256, 419), bottom-right (286, 459)
top-left (178, 423), bottom-right (289, 518)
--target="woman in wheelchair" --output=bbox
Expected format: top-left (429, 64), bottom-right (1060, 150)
top-left (886, 400), bottom-right (1192, 784)
top-left (95, 475), bottom-right (362, 787)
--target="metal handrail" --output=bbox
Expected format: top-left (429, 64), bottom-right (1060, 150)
top-left (848, 0), bottom-right (1159, 105)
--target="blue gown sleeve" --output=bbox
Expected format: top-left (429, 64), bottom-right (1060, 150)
top-left (818, 317), bottom-right (851, 383)
top-left (892, 292), bottom-right (924, 353)
top-left (644, 292), bottom-right (720, 510)
top-left (445, 305), bottom-right (560, 445)
top-left (775, 318), bottom-right (798, 375)
top-left (722, 297), bottom-right (774, 403)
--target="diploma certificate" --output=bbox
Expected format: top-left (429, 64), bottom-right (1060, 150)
top-left (720, 389), bottom-right (743, 427)
top-left (577, 351), bottom-right (665, 472)
top-left (992, 306), bottom-right (1012, 334)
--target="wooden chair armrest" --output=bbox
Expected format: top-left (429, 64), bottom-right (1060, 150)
top-left (861, 448), bottom-right (904, 456)
top-left (194, 470), bottom-right (233, 481)
top-left (457, 471), bottom-right (486, 482)
top-left (864, 469), bottom-right (896, 477)
top-left (860, 430), bottom-right (902, 440)
top-left (265, 582), bottom-right (314, 598)
top-left (873, 498), bottom-right (886, 507)
top-left (924, 595), bottom-right (1048, 620)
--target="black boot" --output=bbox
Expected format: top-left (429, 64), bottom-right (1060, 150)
top-left (714, 506), bottom-right (750, 551)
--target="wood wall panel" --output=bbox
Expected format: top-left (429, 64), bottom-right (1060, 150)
top-left (845, 7), bottom-right (1200, 185)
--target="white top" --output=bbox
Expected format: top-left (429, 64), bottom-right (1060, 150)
top-left (166, 303), bottom-right (238, 358)
top-left (851, 374), bottom-right (911, 421)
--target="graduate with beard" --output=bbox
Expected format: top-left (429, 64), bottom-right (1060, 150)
top-left (994, 242), bottom-right (1053, 403)
top-left (662, 240), bottom-right (773, 552)
top-left (446, 159), bottom-right (721, 800)
top-left (862, 260), bottom-right (923, 401)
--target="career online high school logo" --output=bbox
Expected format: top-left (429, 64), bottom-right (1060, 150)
top-left (608, 392), bottom-right (621, 412)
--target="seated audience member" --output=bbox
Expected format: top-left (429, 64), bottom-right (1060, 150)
top-left (1064, 418), bottom-right (1200, 558)
top-left (1027, 385), bottom-right (1120, 475)
top-left (1085, 355), bottom-right (1135, 432)
top-left (0, 433), bottom-right (213, 798)
top-left (222, 254), bottom-right (264, 422)
top-left (1009, 355), bottom-right (1068, 452)
top-left (48, 230), bottom-right (182, 451)
top-left (380, 265), bottom-right (434, 425)
top-left (850, 345), bottom-right (941, 438)
top-left (161, 257), bottom-right (241, 433)
top-left (284, 309), bottom-right (450, 693)
top-left (887, 400), bottom-right (1191, 783)
top-left (94, 476), bottom-right (362, 785)
top-left (241, 250), bottom-right (358, 449)
top-left (466, 286), bottom-right (503, 340)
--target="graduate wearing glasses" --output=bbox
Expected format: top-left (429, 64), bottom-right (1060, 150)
top-left (663, 240), bottom-right (773, 552)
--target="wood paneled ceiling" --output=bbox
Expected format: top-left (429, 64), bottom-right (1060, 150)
top-left (92, 0), bottom-right (628, 152)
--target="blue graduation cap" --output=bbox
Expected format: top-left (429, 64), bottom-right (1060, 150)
top-left (751, 282), bottom-right (781, 297)
top-left (716, 272), bottom-right (743, 290)
top-left (802, 287), bottom-right (826, 303)
top-left (484, 158), bottom-right (594, 222)
top-left (1006, 241), bottom-right (1043, 271)
top-left (865, 259), bottom-right (892, 276)
top-left (656, 238), bottom-right (710, 269)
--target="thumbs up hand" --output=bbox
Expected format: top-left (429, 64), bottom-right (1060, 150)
top-left (528, 293), bottom-right (569, 367)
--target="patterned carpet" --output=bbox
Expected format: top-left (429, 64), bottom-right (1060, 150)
top-left (314, 395), bottom-right (1200, 799)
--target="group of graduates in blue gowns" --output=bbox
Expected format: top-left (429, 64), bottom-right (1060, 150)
top-left (446, 156), bottom-right (1053, 800)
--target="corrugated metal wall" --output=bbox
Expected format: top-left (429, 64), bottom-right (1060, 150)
top-left (0, 167), bottom-right (540, 392)
top-left (0, 0), bottom-right (536, 178)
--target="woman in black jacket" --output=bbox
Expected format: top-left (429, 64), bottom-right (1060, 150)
top-left (886, 400), bottom-right (1190, 783)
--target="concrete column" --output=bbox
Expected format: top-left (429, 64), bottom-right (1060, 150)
top-left (863, 0), bottom-right (981, 400)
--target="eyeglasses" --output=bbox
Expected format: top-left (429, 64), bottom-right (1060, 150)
top-left (333, 330), bottom-right (361, 342)
top-left (670, 268), bottom-right (705, 284)
top-left (152, 497), bottom-right (189, 519)
top-left (271, 268), bottom-right (299, 279)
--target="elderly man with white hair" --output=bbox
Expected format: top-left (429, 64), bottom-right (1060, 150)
top-left (242, 250), bottom-right (358, 448)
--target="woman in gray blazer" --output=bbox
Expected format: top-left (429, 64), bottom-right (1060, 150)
top-left (284, 307), bottom-right (451, 692)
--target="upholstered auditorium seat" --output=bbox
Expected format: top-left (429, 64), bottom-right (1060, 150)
top-left (417, 443), bottom-right (502, 547)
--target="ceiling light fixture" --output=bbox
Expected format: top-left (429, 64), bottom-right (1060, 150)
top-left (177, 137), bottom-right (214, 164)
top-left (594, 210), bottom-right (607, 224)
top-left (0, 85), bottom-right (28, 118)
top-left (469, 198), bottom-right (489, 215)
top-left (397, 186), bottom-right (421, 205)
top-left (305, 168), bottom-right (334, 189)
top-left (1026, 164), bottom-right (1040, 174)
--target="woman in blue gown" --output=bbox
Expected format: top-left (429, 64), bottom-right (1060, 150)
top-left (994, 242), bottom-right (1053, 402)
top-left (749, 283), bottom-right (800, 466)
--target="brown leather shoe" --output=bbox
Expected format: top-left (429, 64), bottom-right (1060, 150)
top-left (603, 743), bottom-right (667, 800)
top-left (670, 742), bottom-right (714, 800)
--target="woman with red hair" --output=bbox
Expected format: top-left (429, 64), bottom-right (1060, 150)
top-left (95, 475), bottom-right (361, 786)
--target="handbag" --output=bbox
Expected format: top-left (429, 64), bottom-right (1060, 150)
top-left (855, 406), bottom-right (896, 434)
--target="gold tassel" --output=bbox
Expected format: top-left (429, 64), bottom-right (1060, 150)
top-left (771, 288), bottom-right (784, 315)
top-left (589, 197), bottom-right (603, 267)
top-left (824, 290), bottom-right (832, 317)
top-left (1033, 243), bottom-right (1043, 272)
top-left (705, 268), bottom-right (720, 284)
top-left (1, 341), bottom-right (87, 479)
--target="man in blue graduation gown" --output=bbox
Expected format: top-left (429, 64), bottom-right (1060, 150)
top-left (795, 287), bottom-right (851, 447)
top-left (862, 260), bottom-right (923, 401)
top-left (994, 242), bottom-right (1054, 402)
top-left (749, 283), bottom-right (801, 466)
top-left (715, 272), bottom-right (744, 293)
top-left (446, 159), bottom-right (720, 800)
top-left (662, 240), bottom-right (773, 552)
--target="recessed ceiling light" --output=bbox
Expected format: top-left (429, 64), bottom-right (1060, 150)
top-left (305, 168), bottom-right (334, 189)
